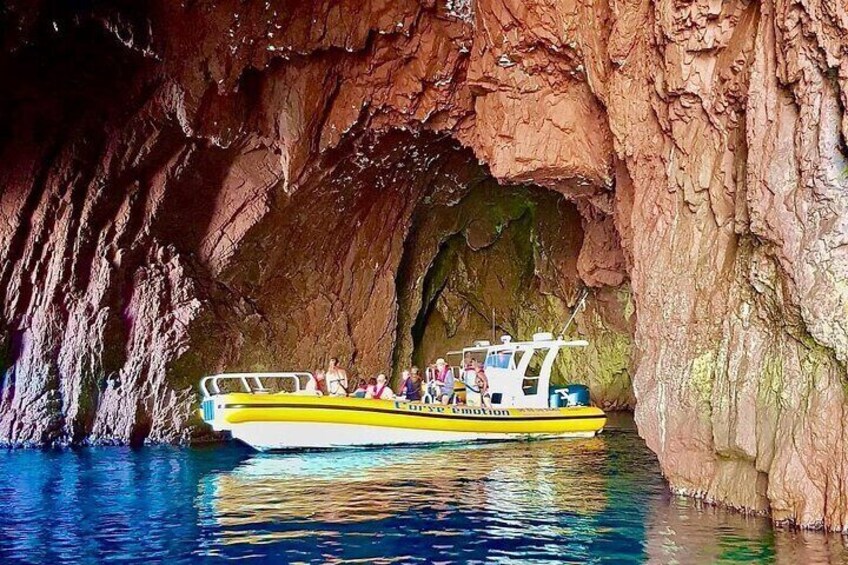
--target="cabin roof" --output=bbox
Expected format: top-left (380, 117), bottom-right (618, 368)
top-left (447, 339), bottom-right (588, 356)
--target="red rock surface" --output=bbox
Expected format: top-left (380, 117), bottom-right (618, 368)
top-left (1, 0), bottom-right (847, 529)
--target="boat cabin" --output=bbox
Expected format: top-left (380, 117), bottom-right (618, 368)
top-left (447, 332), bottom-right (588, 409)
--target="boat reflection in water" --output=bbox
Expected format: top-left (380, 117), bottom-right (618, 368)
top-left (197, 437), bottom-right (615, 559)
top-left (2, 414), bottom-right (846, 563)
top-left (190, 414), bottom-right (848, 564)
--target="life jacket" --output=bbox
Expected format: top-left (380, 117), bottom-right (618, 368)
top-left (310, 375), bottom-right (327, 395)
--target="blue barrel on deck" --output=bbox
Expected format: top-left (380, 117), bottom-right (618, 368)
top-left (562, 384), bottom-right (591, 407)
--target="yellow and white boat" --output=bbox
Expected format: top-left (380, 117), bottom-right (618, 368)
top-left (199, 333), bottom-right (606, 451)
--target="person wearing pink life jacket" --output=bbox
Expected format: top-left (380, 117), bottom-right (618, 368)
top-left (432, 358), bottom-right (455, 404)
top-left (366, 373), bottom-right (394, 400)
top-left (304, 370), bottom-right (328, 395)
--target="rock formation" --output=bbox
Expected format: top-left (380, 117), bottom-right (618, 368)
top-left (1, 0), bottom-right (847, 530)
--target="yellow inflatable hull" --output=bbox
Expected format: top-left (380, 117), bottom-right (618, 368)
top-left (202, 393), bottom-right (606, 451)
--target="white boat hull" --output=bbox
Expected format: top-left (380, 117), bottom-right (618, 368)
top-left (230, 421), bottom-right (598, 451)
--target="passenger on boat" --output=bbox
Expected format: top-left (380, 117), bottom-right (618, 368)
top-left (433, 358), bottom-right (455, 405)
top-left (326, 357), bottom-right (349, 397)
top-left (473, 361), bottom-right (492, 408)
top-left (304, 370), bottom-right (328, 395)
top-left (399, 370), bottom-right (422, 401)
top-left (364, 377), bottom-right (377, 397)
top-left (395, 369), bottom-right (411, 396)
top-left (351, 379), bottom-right (368, 398)
top-left (366, 373), bottom-right (394, 400)
top-left (462, 356), bottom-right (477, 388)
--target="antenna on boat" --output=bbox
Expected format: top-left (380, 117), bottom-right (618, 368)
top-left (491, 308), bottom-right (496, 343)
top-left (559, 287), bottom-right (590, 339)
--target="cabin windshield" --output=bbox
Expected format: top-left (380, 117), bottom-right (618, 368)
top-left (484, 349), bottom-right (513, 369)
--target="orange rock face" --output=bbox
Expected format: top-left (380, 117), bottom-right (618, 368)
top-left (1, 0), bottom-right (847, 529)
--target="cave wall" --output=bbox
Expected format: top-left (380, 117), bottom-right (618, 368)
top-left (1, 0), bottom-right (848, 530)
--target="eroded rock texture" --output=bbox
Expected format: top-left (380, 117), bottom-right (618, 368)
top-left (0, 0), bottom-right (846, 529)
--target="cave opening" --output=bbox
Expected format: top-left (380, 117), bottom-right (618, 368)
top-left (386, 136), bottom-right (635, 410)
top-left (396, 181), bottom-right (581, 368)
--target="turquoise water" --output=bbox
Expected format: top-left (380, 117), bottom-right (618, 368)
top-left (1, 415), bottom-right (846, 564)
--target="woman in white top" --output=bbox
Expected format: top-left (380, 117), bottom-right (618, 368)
top-left (326, 357), bottom-right (349, 396)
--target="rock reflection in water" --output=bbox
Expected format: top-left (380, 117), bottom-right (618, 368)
top-left (645, 494), bottom-right (848, 564)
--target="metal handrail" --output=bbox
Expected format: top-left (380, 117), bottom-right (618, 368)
top-left (199, 372), bottom-right (312, 398)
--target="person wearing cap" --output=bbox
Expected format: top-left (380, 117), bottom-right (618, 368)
top-left (433, 358), bottom-right (455, 405)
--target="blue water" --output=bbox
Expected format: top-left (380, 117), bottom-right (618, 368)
top-left (1, 415), bottom-right (846, 564)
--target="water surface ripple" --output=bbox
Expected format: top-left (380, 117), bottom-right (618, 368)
top-left (1, 415), bottom-right (846, 563)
